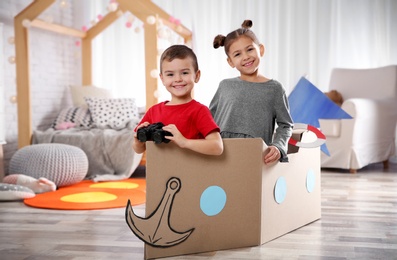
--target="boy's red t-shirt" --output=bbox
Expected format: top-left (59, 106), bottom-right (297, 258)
top-left (137, 100), bottom-right (220, 139)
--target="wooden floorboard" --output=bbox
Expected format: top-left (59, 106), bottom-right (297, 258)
top-left (1, 162), bottom-right (396, 260)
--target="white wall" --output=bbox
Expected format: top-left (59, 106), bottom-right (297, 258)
top-left (0, 0), bottom-right (396, 173)
top-left (0, 0), bottom-right (79, 173)
top-left (152, 0), bottom-right (397, 106)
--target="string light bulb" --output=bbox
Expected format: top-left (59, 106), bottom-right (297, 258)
top-left (108, 2), bottom-right (118, 12)
top-left (157, 28), bottom-right (170, 39)
top-left (8, 56), bottom-right (16, 64)
top-left (176, 25), bottom-right (183, 33)
top-left (127, 14), bottom-right (135, 23)
top-left (22, 19), bottom-right (31, 28)
top-left (146, 15), bottom-right (156, 25)
top-left (9, 95), bottom-right (17, 104)
top-left (116, 10), bottom-right (123, 17)
top-left (7, 37), bottom-right (15, 44)
top-left (150, 69), bottom-right (158, 78)
top-left (43, 15), bottom-right (54, 23)
top-left (60, 0), bottom-right (68, 8)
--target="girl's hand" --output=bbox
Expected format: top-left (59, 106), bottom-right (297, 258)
top-left (263, 145), bottom-right (281, 164)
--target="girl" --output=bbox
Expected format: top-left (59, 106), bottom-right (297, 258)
top-left (210, 20), bottom-right (293, 164)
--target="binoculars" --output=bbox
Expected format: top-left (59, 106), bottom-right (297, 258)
top-left (137, 122), bottom-right (172, 144)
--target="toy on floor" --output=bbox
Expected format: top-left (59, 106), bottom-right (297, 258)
top-left (3, 174), bottom-right (57, 194)
top-left (0, 183), bottom-right (35, 201)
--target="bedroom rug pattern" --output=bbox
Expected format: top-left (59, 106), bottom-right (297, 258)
top-left (24, 178), bottom-right (146, 210)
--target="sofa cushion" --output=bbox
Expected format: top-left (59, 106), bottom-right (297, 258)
top-left (319, 119), bottom-right (341, 137)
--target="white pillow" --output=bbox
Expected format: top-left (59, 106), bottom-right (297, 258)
top-left (0, 183), bottom-right (35, 201)
top-left (70, 85), bottom-right (112, 107)
top-left (85, 97), bottom-right (139, 129)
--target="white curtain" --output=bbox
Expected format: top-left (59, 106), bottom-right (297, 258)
top-left (75, 0), bottom-right (397, 107)
top-left (73, 0), bottom-right (146, 106)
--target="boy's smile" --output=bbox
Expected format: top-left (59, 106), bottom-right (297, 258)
top-left (160, 58), bottom-right (200, 104)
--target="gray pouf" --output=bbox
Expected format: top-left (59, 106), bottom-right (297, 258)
top-left (9, 143), bottom-right (88, 187)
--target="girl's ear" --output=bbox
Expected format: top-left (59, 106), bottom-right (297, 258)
top-left (195, 70), bottom-right (201, 83)
top-left (259, 44), bottom-right (265, 57)
top-left (227, 57), bottom-right (235, 68)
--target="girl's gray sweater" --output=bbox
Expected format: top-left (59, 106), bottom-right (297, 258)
top-left (209, 77), bottom-right (293, 160)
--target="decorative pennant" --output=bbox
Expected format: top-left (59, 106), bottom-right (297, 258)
top-left (288, 77), bottom-right (353, 155)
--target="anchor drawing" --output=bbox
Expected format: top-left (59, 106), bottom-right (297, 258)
top-left (125, 177), bottom-right (195, 247)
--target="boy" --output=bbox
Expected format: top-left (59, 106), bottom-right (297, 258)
top-left (133, 45), bottom-right (223, 156)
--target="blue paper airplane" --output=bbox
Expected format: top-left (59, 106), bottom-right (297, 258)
top-left (288, 77), bottom-right (353, 155)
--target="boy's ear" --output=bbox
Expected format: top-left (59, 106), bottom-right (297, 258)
top-left (259, 44), bottom-right (265, 57)
top-left (227, 57), bottom-right (235, 68)
top-left (159, 73), bottom-right (165, 84)
top-left (195, 70), bottom-right (201, 83)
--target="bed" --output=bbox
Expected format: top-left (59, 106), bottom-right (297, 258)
top-left (14, 0), bottom-right (192, 149)
top-left (13, 1), bottom-right (192, 180)
top-left (32, 86), bottom-right (144, 181)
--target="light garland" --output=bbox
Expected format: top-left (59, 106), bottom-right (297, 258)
top-left (146, 15), bottom-right (156, 25)
top-left (150, 69), bottom-right (158, 78)
top-left (60, 0), bottom-right (68, 8)
top-left (22, 19), bottom-right (31, 28)
top-left (9, 95), bottom-right (17, 104)
top-left (153, 90), bottom-right (159, 99)
top-left (108, 2), bottom-right (118, 12)
top-left (8, 37), bottom-right (15, 45)
top-left (8, 56), bottom-right (16, 64)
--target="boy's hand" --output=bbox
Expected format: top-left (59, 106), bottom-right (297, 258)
top-left (263, 145), bottom-right (281, 164)
top-left (132, 122), bottom-right (150, 154)
top-left (134, 122), bottom-right (150, 138)
top-left (162, 124), bottom-right (187, 148)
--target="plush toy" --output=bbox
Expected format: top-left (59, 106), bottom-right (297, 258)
top-left (324, 90), bottom-right (344, 106)
top-left (55, 121), bottom-right (76, 130)
top-left (3, 174), bottom-right (57, 194)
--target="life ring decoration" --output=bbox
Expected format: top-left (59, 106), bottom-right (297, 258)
top-left (288, 123), bottom-right (326, 148)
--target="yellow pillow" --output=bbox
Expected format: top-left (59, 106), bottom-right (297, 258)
top-left (70, 85), bottom-right (112, 107)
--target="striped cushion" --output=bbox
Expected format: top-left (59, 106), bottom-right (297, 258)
top-left (51, 106), bottom-right (92, 129)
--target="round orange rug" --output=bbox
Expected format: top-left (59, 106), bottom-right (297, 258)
top-left (24, 178), bottom-right (146, 210)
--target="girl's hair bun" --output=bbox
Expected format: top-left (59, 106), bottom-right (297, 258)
top-left (241, 20), bottom-right (253, 29)
top-left (213, 34), bottom-right (226, 49)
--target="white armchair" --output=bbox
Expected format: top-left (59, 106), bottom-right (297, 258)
top-left (319, 65), bottom-right (397, 173)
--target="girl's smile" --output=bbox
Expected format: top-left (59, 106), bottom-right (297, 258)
top-left (226, 36), bottom-right (265, 81)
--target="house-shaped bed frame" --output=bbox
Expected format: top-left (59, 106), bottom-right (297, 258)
top-left (14, 0), bottom-right (192, 148)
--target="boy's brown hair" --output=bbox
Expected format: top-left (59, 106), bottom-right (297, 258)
top-left (160, 45), bottom-right (199, 73)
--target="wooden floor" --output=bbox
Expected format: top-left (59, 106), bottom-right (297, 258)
top-left (1, 163), bottom-right (396, 260)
